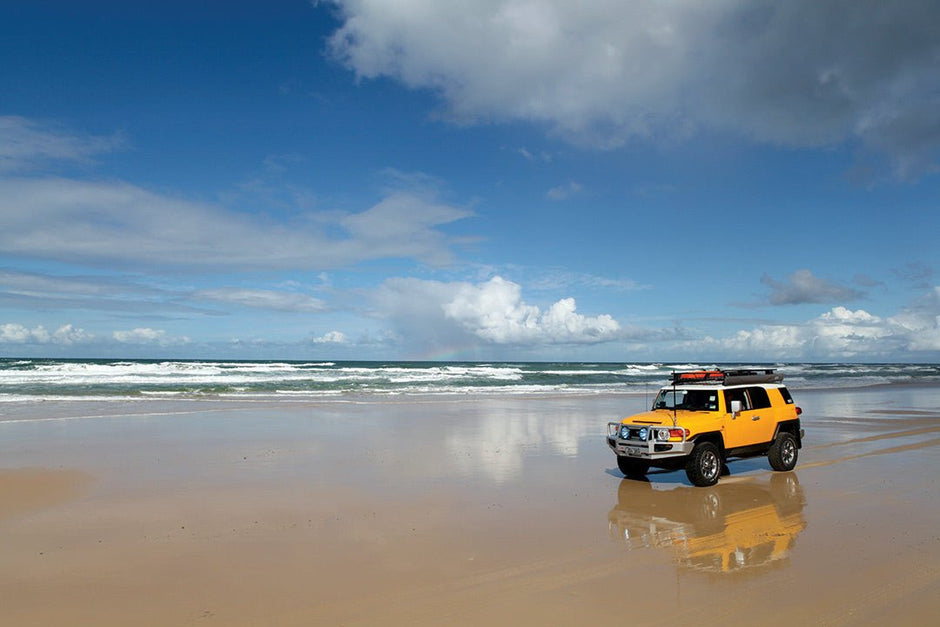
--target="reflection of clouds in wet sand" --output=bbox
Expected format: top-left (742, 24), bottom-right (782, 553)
top-left (445, 402), bottom-right (599, 483)
top-left (609, 473), bottom-right (806, 574)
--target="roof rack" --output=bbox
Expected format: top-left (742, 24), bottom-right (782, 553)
top-left (670, 369), bottom-right (783, 386)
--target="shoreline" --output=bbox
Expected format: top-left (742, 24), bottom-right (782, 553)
top-left (3, 374), bottom-right (940, 404)
top-left (3, 359), bottom-right (938, 407)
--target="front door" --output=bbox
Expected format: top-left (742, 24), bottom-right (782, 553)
top-left (722, 387), bottom-right (777, 449)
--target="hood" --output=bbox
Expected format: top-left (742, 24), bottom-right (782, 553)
top-left (620, 410), bottom-right (671, 425)
top-left (621, 410), bottom-right (709, 426)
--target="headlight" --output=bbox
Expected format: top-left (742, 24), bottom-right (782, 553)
top-left (638, 427), bottom-right (648, 441)
top-left (656, 428), bottom-right (669, 441)
top-left (620, 425), bottom-right (629, 439)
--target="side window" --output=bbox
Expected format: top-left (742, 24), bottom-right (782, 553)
top-left (724, 389), bottom-right (749, 411)
top-left (779, 387), bottom-right (795, 405)
top-left (686, 390), bottom-right (719, 411)
top-left (747, 386), bottom-right (772, 410)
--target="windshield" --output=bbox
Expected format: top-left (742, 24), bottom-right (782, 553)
top-left (652, 388), bottom-right (719, 412)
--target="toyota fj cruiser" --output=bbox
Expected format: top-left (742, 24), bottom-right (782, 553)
top-left (607, 369), bottom-right (804, 486)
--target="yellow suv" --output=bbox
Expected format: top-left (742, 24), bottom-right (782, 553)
top-left (606, 369), bottom-right (804, 486)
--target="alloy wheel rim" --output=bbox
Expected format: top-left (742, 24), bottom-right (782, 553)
top-left (703, 451), bottom-right (719, 479)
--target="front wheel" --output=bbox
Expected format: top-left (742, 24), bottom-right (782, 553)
top-left (768, 431), bottom-right (798, 471)
top-left (685, 442), bottom-right (722, 487)
top-left (617, 456), bottom-right (650, 478)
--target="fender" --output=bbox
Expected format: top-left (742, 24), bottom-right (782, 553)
top-left (689, 431), bottom-right (725, 454)
top-left (773, 419), bottom-right (803, 448)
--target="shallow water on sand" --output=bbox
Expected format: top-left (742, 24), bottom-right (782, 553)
top-left (0, 387), bottom-right (938, 625)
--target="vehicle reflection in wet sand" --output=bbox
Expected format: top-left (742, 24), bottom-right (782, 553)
top-left (608, 473), bottom-right (806, 574)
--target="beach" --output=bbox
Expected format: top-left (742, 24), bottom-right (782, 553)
top-left (1, 385), bottom-right (939, 626)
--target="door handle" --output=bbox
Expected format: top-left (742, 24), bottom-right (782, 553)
top-left (751, 415), bottom-right (761, 421)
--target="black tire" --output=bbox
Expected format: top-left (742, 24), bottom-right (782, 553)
top-left (617, 456), bottom-right (650, 478)
top-left (685, 441), bottom-right (722, 487)
top-left (768, 431), bottom-right (798, 471)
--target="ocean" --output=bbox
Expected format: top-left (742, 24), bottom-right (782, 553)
top-left (1, 359), bottom-right (939, 402)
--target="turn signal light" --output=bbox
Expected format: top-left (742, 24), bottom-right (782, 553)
top-left (668, 428), bottom-right (689, 442)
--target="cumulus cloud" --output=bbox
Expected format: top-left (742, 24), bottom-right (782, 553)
top-left (376, 275), bottom-right (621, 347)
top-left (326, 0), bottom-right (940, 176)
top-left (112, 327), bottom-right (189, 346)
top-left (727, 306), bottom-right (897, 359)
top-left (312, 330), bottom-right (347, 344)
top-left (0, 323), bottom-right (93, 345)
top-left (443, 277), bottom-right (620, 343)
top-left (696, 295), bottom-right (940, 360)
top-left (193, 288), bottom-right (327, 312)
top-left (761, 269), bottom-right (865, 305)
top-left (889, 286), bottom-right (940, 351)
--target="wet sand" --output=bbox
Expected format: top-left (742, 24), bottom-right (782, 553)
top-left (1, 386), bottom-right (939, 625)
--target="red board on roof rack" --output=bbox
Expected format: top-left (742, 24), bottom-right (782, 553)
top-left (670, 368), bottom-right (783, 385)
top-left (672, 370), bottom-right (725, 383)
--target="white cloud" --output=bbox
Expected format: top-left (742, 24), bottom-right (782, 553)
top-left (888, 287), bottom-right (940, 351)
top-left (112, 328), bottom-right (165, 343)
top-left (340, 189), bottom-right (472, 266)
top-left (0, 116), bottom-right (123, 172)
top-left (51, 324), bottom-right (95, 346)
top-left (312, 330), bottom-right (347, 344)
top-left (327, 0), bottom-right (940, 176)
top-left (0, 323), bottom-right (41, 343)
top-left (377, 275), bottom-right (621, 347)
top-left (517, 146), bottom-right (552, 162)
top-left (525, 269), bottom-right (645, 293)
top-left (761, 269), bottom-right (865, 305)
top-left (820, 306), bottom-right (881, 325)
top-left (697, 297), bottom-right (940, 360)
top-left (112, 327), bottom-right (190, 346)
top-left (0, 123), bottom-right (472, 272)
top-left (193, 288), bottom-right (326, 312)
top-left (0, 323), bottom-right (93, 345)
top-left (0, 269), bottom-right (118, 297)
top-left (545, 181), bottom-right (582, 201)
top-left (0, 174), bottom-right (470, 271)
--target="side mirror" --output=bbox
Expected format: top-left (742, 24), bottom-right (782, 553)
top-left (730, 400), bottom-right (742, 415)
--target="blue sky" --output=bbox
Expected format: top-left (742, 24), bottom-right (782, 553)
top-left (1, 0), bottom-right (939, 362)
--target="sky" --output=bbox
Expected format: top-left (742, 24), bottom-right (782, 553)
top-left (1, 0), bottom-right (939, 362)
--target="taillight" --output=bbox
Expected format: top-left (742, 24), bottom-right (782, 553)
top-left (796, 406), bottom-right (803, 415)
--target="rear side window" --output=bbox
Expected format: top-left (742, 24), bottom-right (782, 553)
top-left (778, 387), bottom-right (795, 405)
top-left (746, 386), bottom-right (772, 410)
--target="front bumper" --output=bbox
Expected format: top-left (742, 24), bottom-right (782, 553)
top-left (606, 422), bottom-right (694, 461)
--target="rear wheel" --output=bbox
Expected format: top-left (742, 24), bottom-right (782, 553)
top-left (768, 431), bottom-right (798, 471)
top-left (617, 456), bottom-right (650, 478)
top-left (685, 442), bottom-right (722, 487)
